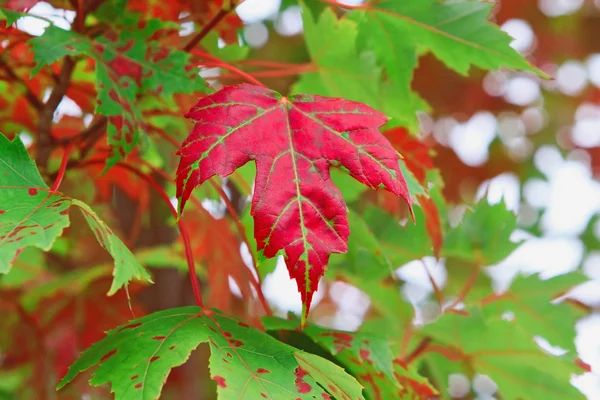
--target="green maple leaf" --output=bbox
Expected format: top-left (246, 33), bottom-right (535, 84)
top-left (420, 309), bottom-right (584, 400)
top-left (355, 0), bottom-right (545, 130)
top-left (0, 134), bottom-right (150, 293)
top-left (294, 3), bottom-right (428, 131)
top-left (58, 306), bottom-right (364, 400)
top-left (483, 273), bottom-right (587, 352)
top-left (442, 200), bottom-right (521, 265)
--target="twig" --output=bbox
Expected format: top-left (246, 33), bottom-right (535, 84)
top-left (36, 57), bottom-right (76, 169)
top-left (404, 336), bottom-right (432, 364)
top-left (183, 8), bottom-right (230, 52)
top-left (446, 265), bottom-right (480, 311)
top-left (208, 180), bottom-right (272, 316)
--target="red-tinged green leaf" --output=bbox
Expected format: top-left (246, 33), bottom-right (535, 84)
top-left (176, 84), bottom-right (412, 321)
top-left (0, 134), bottom-right (151, 292)
top-left (0, 133), bottom-right (71, 273)
top-left (58, 306), bottom-right (364, 400)
top-left (442, 199), bottom-right (521, 265)
top-left (482, 273), bottom-right (587, 352)
top-left (264, 316), bottom-right (436, 399)
top-left (295, 3), bottom-right (428, 131)
top-left (420, 309), bottom-right (584, 400)
top-left (264, 315), bottom-right (396, 380)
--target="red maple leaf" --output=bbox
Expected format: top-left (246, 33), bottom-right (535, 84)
top-left (176, 84), bottom-right (411, 321)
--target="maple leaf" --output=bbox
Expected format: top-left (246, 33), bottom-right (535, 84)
top-left (0, 134), bottom-right (151, 293)
top-left (355, 0), bottom-right (545, 130)
top-left (176, 84), bottom-right (412, 321)
top-left (295, 4), bottom-right (428, 131)
top-left (57, 306), bottom-right (364, 400)
top-left (420, 309), bottom-right (584, 400)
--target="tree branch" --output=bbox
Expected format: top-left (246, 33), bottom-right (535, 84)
top-left (35, 57), bottom-right (75, 169)
top-left (0, 58), bottom-right (43, 111)
top-left (183, 7), bottom-right (231, 52)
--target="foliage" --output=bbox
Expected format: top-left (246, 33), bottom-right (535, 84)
top-left (0, 0), bottom-right (595, 399)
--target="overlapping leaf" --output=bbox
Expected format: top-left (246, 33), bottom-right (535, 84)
top-left (29, 17), bottom-right (206, 170)
top-left (483, 273), bottom-right (587, 352)
top-left (442, 200), bottom-right (521, 265)
top-left (176, 83), bottom-right (412, 321)
top-left (58, 306), bottom-right (364, 400)
top-left (294, 4), bottom-right (428, 131)
top-left (355, 0), bottom-right (543, 127)
top-left (420, 309), bottom-right (583, 400)
top-left (264, 315), bottom-right (436, 399)
top-left (0, 134), bottom-right (150, 292)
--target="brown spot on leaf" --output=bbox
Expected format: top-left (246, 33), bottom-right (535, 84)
top-left (0, 210), bottom-right (5, 215)
top-left (134, 383), bottom-right (142, 389)
top-left (322, 394), bottom-right (332, 400)
top-left (229, 339), bottom-right (243, 347)
top-left (294, 367), bottom-right (311, 394)
top-left (152, 336), bottom-right (167, 340)
top-left (150, 356), bottom-right (160, 362)
top-left (257, 368), bottom-right (270, 374)
top-left (212, 376), bottom-right (227, 388)
top-left (169, 345), bottom-right (176, 350)
top-left (261, 393), bottom-right (267, 398)
top-left (238, 321), bottom-right (249, 328)
top-left (131, 375), bottom-right (139, 380)
top-left (100, 349), bottom-right (117, 362)
top-left (226, 352), bottom-right (232, 358)
top-left (223, 331), bottom-right (232, 337)
top-left (28, 188), bottom-right (38, 196)
top-left (118, 322), bottom-right (142, 331)
top-left (60, 209), bottom-right (69, 215)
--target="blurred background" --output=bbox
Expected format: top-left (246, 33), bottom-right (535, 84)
top-left (2, 0), bottom-right (600, 398)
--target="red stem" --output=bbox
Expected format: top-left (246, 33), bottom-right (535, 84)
top-left (447, 266), bottom-right (480, 311)
top-left (192, 50), bottom-right (266, 87)
top-left (76, 160), bottom-right (204, 307)
top-left (207, 180), bottom-right (272, 316)
top-left (139, 159), bottom-right (272, 316)
top-left (51, 144), bottom-right (73, 192)
top-left (404, 336), bottom-right (432, 364)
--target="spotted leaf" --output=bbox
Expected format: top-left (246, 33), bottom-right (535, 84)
top-left (57, 306), bottom-right (364, 400)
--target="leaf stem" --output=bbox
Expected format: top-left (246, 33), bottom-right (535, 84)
top-left (447, 265), bottom-right (480, 311)
top-left (208, 180), bottom-right (273, 316)
top-left (193, 50), bottom-right (266, 87)
top-left (50, 144), bottom-right (73, 192)
top-left (403, 336), bottom-right (432, 364)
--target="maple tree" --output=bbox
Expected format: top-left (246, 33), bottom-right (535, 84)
top-left (0, 0), bottom-right (596, 399)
